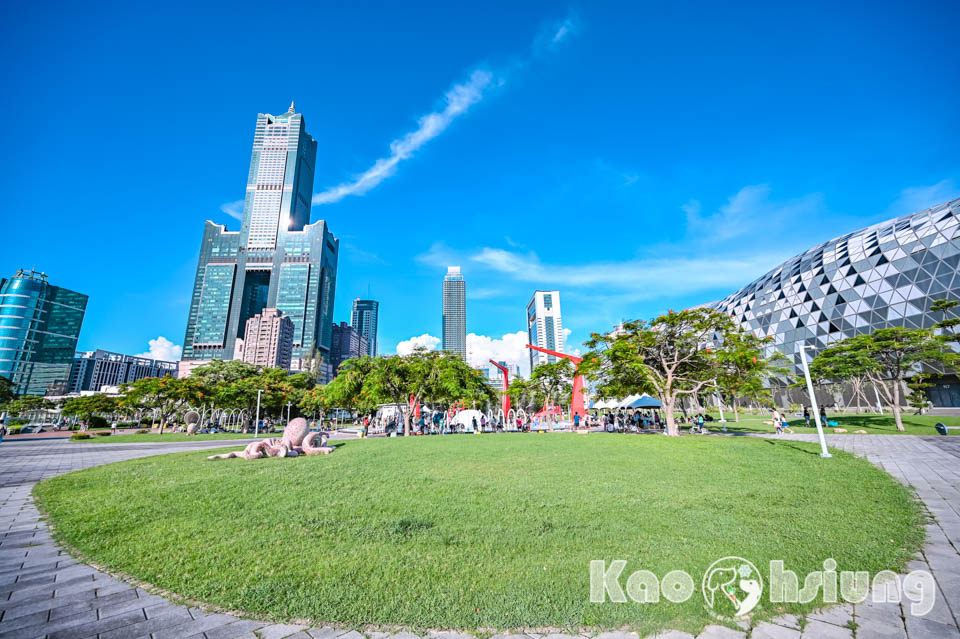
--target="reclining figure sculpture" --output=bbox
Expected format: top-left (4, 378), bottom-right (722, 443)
top-left (207, 417), bottom-right (334, 460)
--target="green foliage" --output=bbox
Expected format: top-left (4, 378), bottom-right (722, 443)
top-left (4, 395), bottom-right (54, 417)
top-left (0, 375), bottom-right (14, 405)
top-left (527, 359), bottom-right (574, 415)
top-left (580, 307), bottom-right (738, 435)
top-left (69, 432), bottom-right (91, 440)
top-left (715, 330), bottom-right (788, 421)
top-left (61, 394), bottom-right (119, 422)
top-left (811, 326), bottom-right (959, 431)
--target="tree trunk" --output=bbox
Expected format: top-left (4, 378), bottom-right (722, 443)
top-left (663, 396), bottom-right (680, 436)
top-left (892, 380), bottom-right (904, 431)
top-left (733, 396), bottom-right (740, 423)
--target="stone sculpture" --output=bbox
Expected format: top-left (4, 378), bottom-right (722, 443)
top-left (207, 417), bottom-right (334, 460)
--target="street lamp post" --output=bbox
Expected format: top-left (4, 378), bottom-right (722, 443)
top-left (799, 344), bottom-right (832, 458)
top-left (286, 401), bottom-right (293, 424)
top-left (255, 390), bottom-right (263, 437)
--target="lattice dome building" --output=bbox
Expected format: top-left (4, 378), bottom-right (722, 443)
top-left (712, 198), bottom-right (960, 405)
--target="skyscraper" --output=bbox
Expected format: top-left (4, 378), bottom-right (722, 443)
top-left (182, 104), bottom-right (338, 371)
top-left (69, 350), bottom-right (177, 393)
top-left (442, 266), bottom-right (466, 359)
top-left (0, 269), bottom-right (88, 395)
top-left (350, 298), bottom-right (379, 357)
top-left (527, 290), bottom-right (564, 371)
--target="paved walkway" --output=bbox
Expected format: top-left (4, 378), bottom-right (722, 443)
top-left (0, 435), bottom-right (958, 639)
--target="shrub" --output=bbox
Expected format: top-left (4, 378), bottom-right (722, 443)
top-left (88, 415), bottom-right (108, 429)
top-left (136, 429), bottom-right (148, 434)
top-left (95, 431), bottom-right (112, 437)
top-left (70, 433), bottom-right (91, 440)
top-left (6, 426), bottom-right (22, 435)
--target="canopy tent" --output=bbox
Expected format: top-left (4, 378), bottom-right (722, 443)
top-left (626, 393), bottom-right (662, 408)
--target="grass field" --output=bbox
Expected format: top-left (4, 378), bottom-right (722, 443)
top-left (701, 413), bottom-right (960, 435)
top-left (34, 435), bottom-right (923, 634)
top-left (70, 432), bottom-right (258, 443)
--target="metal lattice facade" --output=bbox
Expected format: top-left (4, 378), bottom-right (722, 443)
top-left (713, 198), bottom-right (960, 374)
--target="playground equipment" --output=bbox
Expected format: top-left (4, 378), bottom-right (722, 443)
top-left (525, 344), bottom-right (586, 419)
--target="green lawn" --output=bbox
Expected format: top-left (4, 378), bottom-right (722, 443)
top-left (34, 435), bottom-right (923, 634)
top-left (71, 432), bottom-right (258, 443)
top-left (703, 413), bottom-right (960, 435)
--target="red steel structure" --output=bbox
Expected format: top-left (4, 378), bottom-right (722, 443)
top-left (525, 344), bottom-right (586, 419)
top-left (489, 359), bottom-right (511, 418)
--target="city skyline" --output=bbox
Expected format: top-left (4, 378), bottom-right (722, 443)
top-left (2, 2), bottom-right (958, 376)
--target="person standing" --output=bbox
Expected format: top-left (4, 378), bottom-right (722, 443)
top-left (819, 405), bottom-right (828, 426)
top-left (803, 407), bottom-right (811, 427)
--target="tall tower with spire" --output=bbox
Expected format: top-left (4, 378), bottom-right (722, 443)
top-left (181, 106), bottom-right (338, 378)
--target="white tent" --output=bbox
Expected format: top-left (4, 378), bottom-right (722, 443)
top-left (451, 409), bottom-right (485, 431)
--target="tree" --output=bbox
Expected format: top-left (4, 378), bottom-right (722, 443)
top-left (121, 377), bottom-right (203, 434)
top-left (715, 331), bottom-right (787, 422)
top-left (580, 308), bottom-right (735, 436)
top-left (932, 299), bottom-right (960, 344)
top-left (527, 360), bottom-right (574, 422)
top-left (0, 376), bottom-right (14, 406)
top-left (61, 394), bottom-right (119, 426)
top-left (506, 377), bottom-right (543, 415)
top-left (811, 327), bottom-right (959, 431)
top-left (808, 346), bottom-right (875, 414)
top-left (4, 395), bottom-right (54, 418)
top-left (189, 359), bottom-right (258, 385)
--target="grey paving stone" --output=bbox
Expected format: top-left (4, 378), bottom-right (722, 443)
top-left (694, 626), bottom-right (744, 639)
top-left (903, 615), bottom-right (960, 639)
top-left (590, 633), bottom-right (638, 639)
top-left (749, 622), bottom-right (799, 639)
top-left (798, 619), bottom-right (851, 638)
top-left (807, 603), bottom-right (853, 627)
top-left (769, 614), bottom-right (800, 630)
top-left (203, 618), bottom-right (268, 639)
top-left (256, 623), bottom-right (310, 639)
top-left (0, 610), bottom-right (49, 634)
top-left (850, 618), bottom-right (907, 639)
top-left (305, 627), bottom-right (344, 639)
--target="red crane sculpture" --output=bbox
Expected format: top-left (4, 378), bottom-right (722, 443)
top-left (525, 344), bottom-right (586, 419)
top-left (489, 359), bottom-right (511, 419)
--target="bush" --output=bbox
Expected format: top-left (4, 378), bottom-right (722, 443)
top-left (87, 415), bottom-right (108, 429)
top-left (6, 426), bottom-right (22, 435)
top-left (136, 429), bottom-right (148, 434)
top-left (7, 417), bottom-right (27, 426)
top-left (70, 433), bottom-right (91, 440)
top-left (95, 431), bottom-right (112, 437)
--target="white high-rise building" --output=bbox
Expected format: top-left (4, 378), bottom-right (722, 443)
top-left (442, 266), bottom-right (466, 359)
top-left (526, 290), bottom-right (564, 371)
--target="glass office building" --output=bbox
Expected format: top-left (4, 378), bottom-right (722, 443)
top-left (0, 269), bottom-right (88, 396)
top-left (350, 298), bottom-right (379, 357)
top-left (182, 103), bottom-right (339, 370)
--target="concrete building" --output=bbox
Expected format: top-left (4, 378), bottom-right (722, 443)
top-left (69, 350), bottom-right (177, 393)
top-left (442, 266), bottom-right (466, 359)
top-left (330, 321), bottom-right (368, 375)
top-left (527, 290), bottom-right (564, 371)
top-left (350, 298), bottom-right (379, 357)
top-left (0, 269), bottom-right (88, 395)
top-left (181, 103), bottom-right (338, 372)
top-left (237, 308), bottom-right (294, 369)
top-left (712, 197), bottom-right (960, 406)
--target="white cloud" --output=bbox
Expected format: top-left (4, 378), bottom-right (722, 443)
top-left (884, 179), bottom-right (959, 217)
top-left (396, 333), bottom-right (441, 356)
top-left (395, 331), bottom-right (532, 378)
top-left (312, 70), bottom-right (496, 205)
top-left (220, 199), bottom-right (244, 220)
top-left (136, 336), bottom-right (182, 362)
top-left (684, 185), bottom-right (825, 243)
top-left (467, 331), bottom-right (531, 378)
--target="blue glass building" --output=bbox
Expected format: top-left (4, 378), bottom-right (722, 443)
top-left (182, 104), bottom-right (339, 370)
top-left (0, 269), bottom-right (88, 395)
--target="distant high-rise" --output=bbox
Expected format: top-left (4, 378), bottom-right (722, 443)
top-left (527, 290), bottom-right (564, 371)
top-left (182, 104), bottom-right (338, 371)
top-left (350, 298), bottom-right (379, 357)
top-left (331, 321), bottom-right (368, 374)
top-left (238, 308), bottom-right (294, 369)
top-left (442, 266), bottom-right (466, 359)
top-left (0, 269), bottom-right (88, 395)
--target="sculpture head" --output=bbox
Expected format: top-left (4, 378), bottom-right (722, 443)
top-left (282, 417), bottom-right (309, 447)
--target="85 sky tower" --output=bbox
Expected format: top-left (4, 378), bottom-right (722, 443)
top-left (182, 103), bottom-right (338, 371)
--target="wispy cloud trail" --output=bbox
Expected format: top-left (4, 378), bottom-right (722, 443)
top-left (312, 13), bottom-right (577, 206)
top-left (313, 70), bottom-right (494, 205)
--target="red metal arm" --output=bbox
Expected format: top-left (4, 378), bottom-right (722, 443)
top-left (524, 344), bottom-right (586, 419)
top-left (489, 359), bottom-right (511, 419)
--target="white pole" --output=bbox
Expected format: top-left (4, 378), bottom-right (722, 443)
top-left (713, 379), bottom-right (726, 432)
top-left (255, 390), bottom-right (262, 437)
top-left (800, 345), bottom-right (831, 458)
top-left (872, 382), bottom-right (884, 415)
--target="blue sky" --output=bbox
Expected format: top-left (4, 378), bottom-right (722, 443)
top-left (2, 0), bottom-right (958, 375)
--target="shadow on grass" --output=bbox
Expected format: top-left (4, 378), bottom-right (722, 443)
top-left (760, 438), bottom-right (822, 456)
